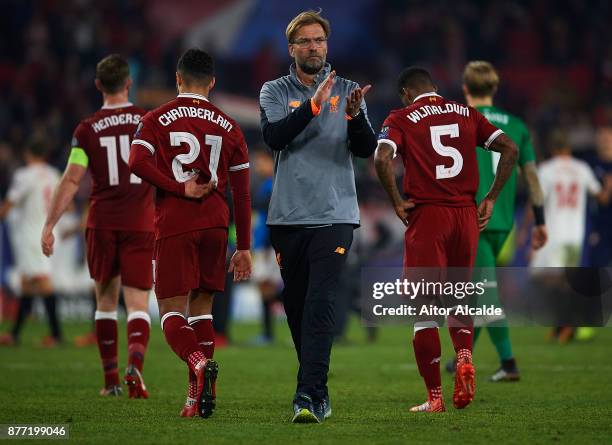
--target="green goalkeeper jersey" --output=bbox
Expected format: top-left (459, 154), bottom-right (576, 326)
top-left (476, 105), bottom-right (535, 232)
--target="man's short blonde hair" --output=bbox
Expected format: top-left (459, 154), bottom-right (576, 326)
top-left (463, 61), bottom-right (499, 98)
top-left (286, 10), bottom-right (331, 43)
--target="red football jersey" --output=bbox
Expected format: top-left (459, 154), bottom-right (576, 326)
top-left (131, 93), bottom-right (249, 239)
top-left (72, 103), bottom-right (154, 231)
top-left (378, 93), bottom-right (503, 206)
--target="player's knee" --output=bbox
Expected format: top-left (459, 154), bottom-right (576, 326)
top-left (123, 286), bottom-right (151, 312)
top-left (158, 296), bottom-right (188, 316)
top-left (413, 320), bottom-right (441, 337)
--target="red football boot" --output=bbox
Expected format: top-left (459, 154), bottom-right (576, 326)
top-left (453, 353), bottom-right (476, 409)
top-left (183, 354), bottom-right (219, 418)
top-left (0, 333), bottom-right (16, 346)
top-left (74, 332), bottom-right (97, 347)
top-left (180, 370), bottom-right (198, 417)
top-left (124, 365), bottom-right (149, 399)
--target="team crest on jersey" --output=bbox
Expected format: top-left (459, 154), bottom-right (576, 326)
top-left (378, 126), bottom-right (389, 140)
top-left (288, 100), bottom-right (301, 109)
top-left (328, 95), bottom-right (340, 112)
top-left (192, 99), bottom-right (201, 104)
top-left (429, 97), bottom-right (437, 102)
top-left (134, 122), bottom-right (143, 138)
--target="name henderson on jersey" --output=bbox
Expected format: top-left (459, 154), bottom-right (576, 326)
top-left (157, 105), bottom-right (233, 132)
top-left (406, 102), bottom-right (470, 124)
top-left (92, 112), bottom-right (142, 133)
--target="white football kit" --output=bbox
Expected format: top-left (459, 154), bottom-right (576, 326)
top-left (6, 163), bottom-right (60, 277)
top-left (530, 156), bottom-right (601, 267)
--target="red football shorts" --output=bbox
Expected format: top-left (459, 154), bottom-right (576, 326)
top-left (404, 205), bottom-right (479, 268)
top-left (153, 228), bottom-right (228, 299)
top-left (85, 229), bottom-right (154, 289)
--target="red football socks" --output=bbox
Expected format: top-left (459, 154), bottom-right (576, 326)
top-left (127, 311), bottom-right (151, 372)
top-left (95, 311), bottom-right (119, 387)
top-left (413, 327), bottom-right (442, 391)
top-left (188, 315), bottom-right (215, 359)
top-left (448, 315), bottom-right (474, 354)
top-left (161, 312), bottom-right (201, 362)
top-left (428, 386), bottom-right (443, 401)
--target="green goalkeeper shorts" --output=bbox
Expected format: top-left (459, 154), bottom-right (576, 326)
top-left (473, 231), bottom-right (510, 321)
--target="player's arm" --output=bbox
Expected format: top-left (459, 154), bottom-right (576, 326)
top-left (260, 72), bottom-right (334, 151)
top-left (346, 84), bottom-right (377, 158)
top-left (41, 161), bottom-right (87, 257)
top-left (478, 133), bottom-right (518, 230)
top-left (0, 201), bottom-right (13, 221)
top-left (374, 142), bottom-right (414, 226)
top-left (129, 135), bottom-right (212, 199)
top-left (227, 136), bottom-right (252, 281)
top-left (521, 161), bottom-right (548, 249)
top-left (587, 169), bottom-right (612, 205)
top-left (228, 167), bottom-right (252, 281)
top-left (1, 170), bottom-right (29, 220)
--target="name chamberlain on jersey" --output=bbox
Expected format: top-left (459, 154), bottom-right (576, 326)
top-left (157, 106), bottom-right (233, 132)
top-left (90, 112), bottom-right (142, 133)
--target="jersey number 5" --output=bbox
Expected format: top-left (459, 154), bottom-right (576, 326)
top-left (169, 132), bottom-right (222, 184)
top-left (100, 135), bottom-right (142, 185)
top-left (430, 124), bottom-right (463, 179)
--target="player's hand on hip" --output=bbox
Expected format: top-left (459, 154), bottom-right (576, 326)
top-left (312, 70), bottom-right (336, 108)
top-left (41, 226), bottom-right (55, 257)
top-left (394, 199), bottom-right (415, 226)
top-left (531, 224), bottom-right (548, 250)
top-left (184, 175), bottom-right (216, 199)
top-left (345, 84), bottom-right (371, 118)
top-left (228, 250), bottom-right (252, 282)
top-left (477, 198), bottom-right (495, 231)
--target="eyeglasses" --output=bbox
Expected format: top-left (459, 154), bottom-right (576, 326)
top-left (290, 37), bottom-right (327, 48)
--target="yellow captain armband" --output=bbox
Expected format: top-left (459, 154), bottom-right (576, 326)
top-left (67, 147), bottom-right (89, 167)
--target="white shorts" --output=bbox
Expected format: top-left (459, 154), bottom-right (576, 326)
top-left (252, 248), bottom-right (282, 284)
top-left (13, 239), bottom-right (52, 278)
top-left (530, 242), bottom-right (582, 269)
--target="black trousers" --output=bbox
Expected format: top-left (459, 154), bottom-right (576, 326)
top-left (270, 224), bottom-right (354, 401)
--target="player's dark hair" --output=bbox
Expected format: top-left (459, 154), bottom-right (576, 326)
top-left (26, 140), bottom-right (48, 159)
top-left (397, 67), bottom-right (434, 95)
top-left (548, 129), bottom-right (571, 153)
top-left (96, 54), bottom-right (130, 94)
top-left (177, 48), bottom-right (215, 85)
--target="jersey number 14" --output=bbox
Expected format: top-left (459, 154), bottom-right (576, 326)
top-left (100, 135), bottom-right (142, 185)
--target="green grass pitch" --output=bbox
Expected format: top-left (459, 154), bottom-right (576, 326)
top-left (1, 320), bottom-right (611, 444)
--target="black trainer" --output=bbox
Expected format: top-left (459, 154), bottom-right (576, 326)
top-left (199, 359), bottom-right (219, 418)
top-left (313, 395), bottom-right (332, 422)
top-left (292, 393), bottom-right (319, 423)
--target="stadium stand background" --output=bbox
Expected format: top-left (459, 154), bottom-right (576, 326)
top-left (1, 0), bottom-right (610, 319)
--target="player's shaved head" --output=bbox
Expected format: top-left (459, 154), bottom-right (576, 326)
top-left (463, 61), bottom-right (499, 98)
top-left (397, 67), bottom-right (436, 105)
top-left (398, 67), bottom-right (434, 95)
top-left (177, 48), bottom-right (214, 87)
top-left (96, 54), bottom-right (130, 94)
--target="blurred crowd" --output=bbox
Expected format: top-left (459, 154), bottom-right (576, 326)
top-left (1, 0), bottom-right (611, 339)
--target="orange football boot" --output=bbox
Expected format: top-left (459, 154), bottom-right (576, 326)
top-left (453, 359), bottom-right (476, 409)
